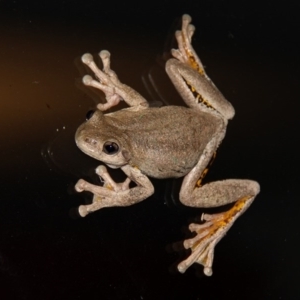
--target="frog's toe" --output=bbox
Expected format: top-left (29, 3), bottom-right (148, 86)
top-left (99, 50), bottom-right (110, 60)
top-left (178, 212), bottom-right (231, 276)
top-left (171, 48), bottom-right (184, 63)
top-left (186, 24), bottom-right (195, 41)
top-left (75, 179), bottom-right (86, 192)
top-left (182, 14), bottom-right (192, 24)
top-left (78, 205), bottom-right (89, 217)
top-left (81, 53), bottom-right (93, 64)
top-left (95, 165), bottom-right (108, 176)
top-left (177, 228), bottom-right (217, 276)
top-left (78, 197), bottom-right (107, 217)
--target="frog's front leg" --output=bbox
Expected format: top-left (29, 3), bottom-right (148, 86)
top-left (75, 165), bottom-right (154, 217)
top-left (81, 50), bottom-right (148, 111)
top-left (178, 143), bottom-right (260, 276)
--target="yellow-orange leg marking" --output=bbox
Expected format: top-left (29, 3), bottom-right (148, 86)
top-left (187, 55), bottom-right (204, 74)
top-left (184, 78), bottom-right (215, 109)
top-left (196, 152), bottom-right (217, 187)
top-left (178, 194), bottom-right (254, 275)
top-left (192, 195), bottom-right (252, 249)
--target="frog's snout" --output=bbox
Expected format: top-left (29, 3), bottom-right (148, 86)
top-left (82, 136), bottom-right (98, 148)
top-left (76, 129), bottom-right (97, 148)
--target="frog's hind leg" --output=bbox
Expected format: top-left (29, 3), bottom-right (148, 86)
top-left (166, 59), bottom-right (235, 120)
top-left (177, 133), bottom-right (260, 276)
top-left (178, 179), bottom-right (259, 276)
top-left (166, 14), bottom-right (235, 120)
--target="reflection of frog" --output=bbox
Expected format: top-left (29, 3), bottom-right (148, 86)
top-left (75, 14), bottom-right (260, 276)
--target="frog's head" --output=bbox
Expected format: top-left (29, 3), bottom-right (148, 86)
top-left (75, 110), bottom-right (131, 168)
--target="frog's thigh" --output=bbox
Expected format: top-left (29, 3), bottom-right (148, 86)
top-left (166, 59), bottom-right (200, 110)
top-left (180, 179), bottom-right (260, 208)
top-left (166, 59), bottom-right (235, 120)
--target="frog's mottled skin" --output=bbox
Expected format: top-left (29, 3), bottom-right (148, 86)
top-left (76, 106), bottom-right (222, 179)
top-left (75, 14), bottom-right (260, 276)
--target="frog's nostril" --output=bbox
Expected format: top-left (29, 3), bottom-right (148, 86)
top-left (84, 137), bottom-right (98, 146)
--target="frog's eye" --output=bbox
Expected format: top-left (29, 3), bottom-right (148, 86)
top-left (86, 110), bottom-right (95, 120)
top-left (103, 141), bottom-right (119, 155)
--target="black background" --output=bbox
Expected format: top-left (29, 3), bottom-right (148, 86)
top-left (0, 1), bottom-right (299, 299)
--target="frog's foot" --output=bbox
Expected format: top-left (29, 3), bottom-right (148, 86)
top-left (178, 196), bottom-right (253, 276)
top-left (177, 214), bottom-right (228, 276)
top-left (75, 165), bottom-right (131, 217)
top-left (81, 50), bottom-right (148, 110)
top-left (81, 50), bottom-right (123, 111)
top-left (75, 178), bottom-right (114, 217)
top-left (171, 14), bottom-right (205, 74)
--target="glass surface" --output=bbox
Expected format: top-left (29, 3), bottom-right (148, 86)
top-left (1, 1), bottom-right (299, 299)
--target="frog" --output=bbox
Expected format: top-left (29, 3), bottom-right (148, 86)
top-left (74, 14), bottom-right (260, 276)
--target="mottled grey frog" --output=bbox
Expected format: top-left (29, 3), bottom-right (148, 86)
top-left (75, 14), bottom-right (260, 276)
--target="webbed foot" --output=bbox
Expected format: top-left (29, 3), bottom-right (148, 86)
top-left (171, 14), bottom-right (204, 73)
top-left (178, 196), bottom-right (254, 276)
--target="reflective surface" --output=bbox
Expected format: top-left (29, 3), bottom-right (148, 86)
top-left (1, 1), bottom-right (299, 299)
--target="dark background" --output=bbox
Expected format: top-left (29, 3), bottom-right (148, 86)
top-left (0, 1), bottom-right (299, 299)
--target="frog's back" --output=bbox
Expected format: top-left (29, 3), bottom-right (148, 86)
top-left (106, 106), bottom-right (223, 178)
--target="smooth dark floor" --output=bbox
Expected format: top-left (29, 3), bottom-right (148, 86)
top-left (0, 1), bottom-right (299, 299)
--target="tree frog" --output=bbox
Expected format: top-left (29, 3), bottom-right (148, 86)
top-left (74, 14), bottom-right (260, 276)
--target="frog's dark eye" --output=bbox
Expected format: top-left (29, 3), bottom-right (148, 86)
top-left (86, 110), bottom-right (95, 120)
top-left (103, 141), bottom-right (119, 155)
